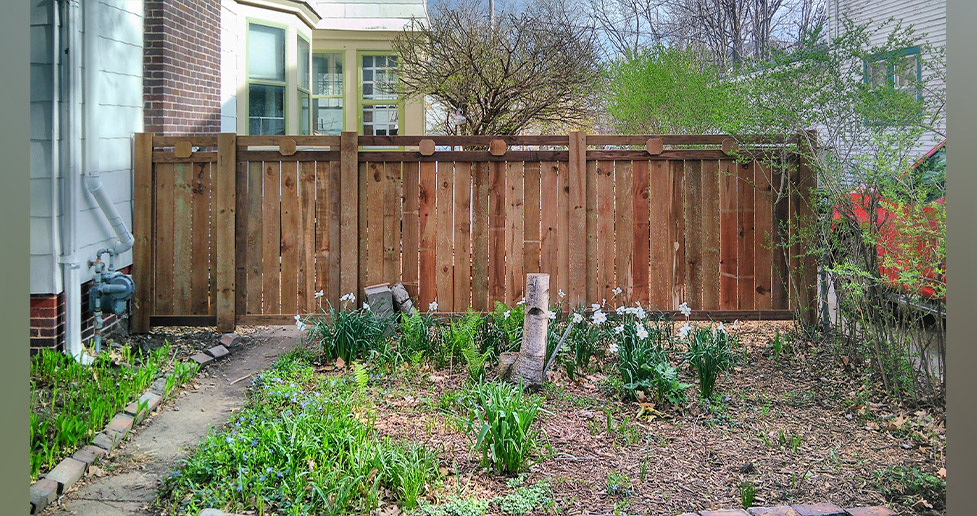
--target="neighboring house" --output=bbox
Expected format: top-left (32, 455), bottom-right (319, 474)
top-left (827, 0), bottom-right (946, 157)
top-left (30, 0), bottom-right (429, 355)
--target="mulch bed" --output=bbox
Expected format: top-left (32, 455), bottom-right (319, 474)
top-left (363, 320), bottom-right (945, 516)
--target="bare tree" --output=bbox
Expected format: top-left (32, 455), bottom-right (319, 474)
top-left (393, 0), bottom-right (601, 135)
top-left (588, 0), bottom-right (669, 58)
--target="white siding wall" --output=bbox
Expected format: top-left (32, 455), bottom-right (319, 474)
top-left (829, 0), bottom-right (946, 157)
top-left (29, 0), bottom-right (144, 295)
top-left (220, 0), bottom-right (239, 132)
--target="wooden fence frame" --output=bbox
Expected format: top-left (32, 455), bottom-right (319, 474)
top-left (132, 132), bottom-right (817, 333)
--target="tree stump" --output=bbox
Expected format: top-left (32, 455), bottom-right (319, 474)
top-left (501, 273), bottom-right (549, 389)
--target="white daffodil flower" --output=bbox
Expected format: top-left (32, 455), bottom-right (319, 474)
top-left (613, 325), bottom-right (624, 334)
top-left (608, 342), bottom-right (619, 353)
top-left (363, 302), bottom-right (371, 311)
top-left (558, 289), bottom-right (566, 298)
top-left (429, 301), bottom-right (439, 311)
top-left (547, 310), bottom-right (557, 320)
top-left (314, 290), bottom-right (324, 299)
top-left (731, 319), bottom-right (740, 331)
top-left (678, 322), bottom-right (692, 340)
top-left (591, 311), bottom-right (607, 325)
top-left (636, 323), bottom-right (649, 340)
top-left (591, 303), bottom-right (601, 312)
top-left (572, 312), bottom-right (584, 324)
top-left (613, 287), bottom-right (623, 295)
top-left (715, 322), bottom-right (726, 334)
top-left (516, 298), bottom-right (526, 306)
top-left (678, 302), bottom-right (692, 317)
top-left (294, 314), bottom-right (307, 332)
top-left (504, 310), bottom-right (511, 319)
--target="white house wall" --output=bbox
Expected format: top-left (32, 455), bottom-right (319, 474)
top-left (29, 0), bottom-right (144, 295)
top-left (221, 0), bottom-right (240, 132)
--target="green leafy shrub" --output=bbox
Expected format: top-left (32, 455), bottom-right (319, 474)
top-left (685, 325), bottom-right (739, 398)
top-left (481, 302), bottom-right (525, 357)
top-left (460, 381), bottom-right (546, 474)
top-left (613, 319), bottom-right (689, 404)
top-left (441, 310), bottom-right (484, 366)
top-left (399, 310), bottom-right (439, 363)
top-left (307, 303), bottom-right (391, 363)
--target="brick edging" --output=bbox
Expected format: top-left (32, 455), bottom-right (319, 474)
top-left (677, 503), bottom-right (897, 516)
top-left (29, 334), bottom-right (244, 515)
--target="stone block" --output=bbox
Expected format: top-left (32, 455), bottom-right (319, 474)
top-left (72, 445), bottom-right (105, 466)
top-left (45, 457), bottom-right (87, 493)
top-left (844, 507), bottom-right (897, 516)
top-left (29, 478), bottom-right (58, 513)
top-left (792, 504), bottom-right (846, 516)
top-left (205, 345), bottom-right (230, 360)
top-left (748, 507), bottom-right (801, 516)
top-left (105, 413), bottom-right (134, 436)
top-left (219, 333), bottom-right (242, 351)
top-left (190, 353), bottom-right (214, 367)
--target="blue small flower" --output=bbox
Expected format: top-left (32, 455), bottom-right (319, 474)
top-left (259, 475), bottom-right (266, 482)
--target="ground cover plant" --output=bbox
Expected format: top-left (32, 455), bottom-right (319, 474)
top-left (29, 341), bottom-right (197, 480)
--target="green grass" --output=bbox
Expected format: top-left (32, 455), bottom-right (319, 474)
top-left (685, 326), bottom-right (739, 399)
top-left (29, 342), bottom-right (193, 481)
top-left (458, 381), bottom-right (547, 474)
top-left (158, 357), bottom-right (442, 515)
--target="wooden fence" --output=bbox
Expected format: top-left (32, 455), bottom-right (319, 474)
top-left (131, 132), bottom-right (817, 333)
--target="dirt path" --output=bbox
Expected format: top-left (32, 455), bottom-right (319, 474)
top-left (45, 327), bottom-right (302, 516)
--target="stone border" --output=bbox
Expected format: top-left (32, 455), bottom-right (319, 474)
top-left (28, 334), bottom-right (244, 515)
top-left (677, 503), bottom-right (897, 516)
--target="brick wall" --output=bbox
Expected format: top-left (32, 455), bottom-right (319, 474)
top-left (144, 0), bottom-right (222, 135)
top-left (30, 266), bottom-right (132, 354)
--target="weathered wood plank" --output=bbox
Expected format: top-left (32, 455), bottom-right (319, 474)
top-left (719, 160), bottom-right (739, 310)
top-left (471, 162), bottom-right (490, 311)
top-left (596, 160), bottom-right (615, 304)
top-left (737, 161), bottom-right (756, 310)
top-left (233, 161), bottom-right (247, 318)
top-left (357, 162), bottom-right (368, 300)
top-left (488, 161), bottom-right (506, 306)
top-left (615, 160), bottom-right (634, 303)
top-left (684, 159), bottom-right (702, 309)
top-left (585, 159), bottom-right (599, 304)
top-left (327, 161), bottom-right (342, 306)
top-left (556, 161), bottom-right (570, 304)
top-left (313, 161), bottom-right (330, 307)
top-left (453, 161), bottom-right (472, 308)
top-left (339, 132), bottom-right (359, 300)
top-left (436, 161), bottom-right (455, 310)
top-left (172, 163), bottom-right (192, 314)
top-left (191, 162), bottom-right (213, 315)
top-left (523, 161), bottom-right (541, 275)
top-left (402, 161), bottom-right (420, 299)
top-left (506, 161), bottom-right (525, 305)
top-left (670, 160), bottom-right (686, 307)
top-left (648, 160), bottom-right (671, 309)
top-left (539, 161), bottom-right (558, 290)
top-left (418, 161), bottom-right (437, 308)
top-left (214, 133), bottom-right (237, 330)
top-left (154, 163), bottom-right (175, 314)
top-left (280, 161), bottom-right (300, 315)
top-left (772, 160), bottom-right (789, 309)
top-left (701, 160), bottom-right (721, 310)
top-left (632, 160), bottom-right (650, 306)
top-left (367, 161), bottom-right (385, 286)
top-left (383, 161), bottom-right (403, 285)
top-left (568, 132), bottom-right (587, 306)
top-left (261, 161), bottom-right (281, 314)
top-left (298, 160), bottom-right (316, 312)
top-left (753, 159), bottom-right (774, 310)
top-left (246, 162), bottom-right (263, 314)
top-left (796, 139), bottom-right (818, 323)
top-left (132, 134), bottom-right (154, 331)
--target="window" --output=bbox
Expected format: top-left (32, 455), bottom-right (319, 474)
top-left (360, 54), bottom-right (401, 136)
top-left (298, 36), bottom-right (311, 135)
top-left (864, 47), bottom-right (922, 98)
top-left (312, 53), bottom-right (344, 135)
top-left (248, 23), bottom-right (286, 135)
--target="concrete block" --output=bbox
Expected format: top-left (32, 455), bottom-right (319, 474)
top-left (792, 504), bottom-right (846, 516)
top-left (72, 445), bottom-right (106, 466)
top-left (205, 345), bottom-right (230, 360)
top-left (92, 432), bottom-right (117, 451)
top-left (105, 413), bottom-right (134, 436)
top-left (45, 457), bottom-right (87, 493)
top-left (700, 510), bottom-right (750, 516)
top-left (844, 508), bottom-right (897, 516)
top-left (125, 391), bottom-right (163, 423)
top-left (29, 478), bottom-right (58, 512)
top-left (748, 507), bottom-right (800, 516)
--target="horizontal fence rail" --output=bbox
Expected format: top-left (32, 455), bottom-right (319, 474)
top-left (132, 132), bottom-right (817, 332)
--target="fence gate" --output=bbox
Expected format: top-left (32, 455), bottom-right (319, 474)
top-left (132, 132), bottom-right (817, 332)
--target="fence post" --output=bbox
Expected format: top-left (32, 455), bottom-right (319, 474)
top-left (795, 130), bottom-right (819, 326)
top-left (567, 131), bottom-right (587, 307)
top-left (132, 133), bottom-right (154, 333)
top-left (215, 133), bottom-right (237, 331)
top-left (340, 131), bottom-right (359, 299)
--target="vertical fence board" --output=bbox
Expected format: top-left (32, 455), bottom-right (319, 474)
top-left (154, 163), bottom-right (175, 314)
top-left (772, 162), bottom-right (789, 309)
top-left (246, 162), bottom-right (263, 313)
top-left (357, 162), bottom-right (368, 300)
top-left (366, 162), bottom-right (384, 286)
top-left (670, 160), bottom-right (686, 306)
top-left (171, 163), bottom-right (192, 314)
top-left (632, 160), bottom-right (650, 306)
top-left (132, 133), bottom-right (153, 331)
top-left (523, 161), bottom-right (541, 275)
top-left (261, 161), bottom-right (281, 313)
top-left (453, 162), bottom-right (472, 308)
top-left (214, 133), bottom-right (237, 330)
top-left (506, 161), bottom-right (525, 305)
top-left (568, 132), bottom-right (587, 306)
top-left (684, 160), bottom-right (702, 308)
top-left (280, 161), bottom-right (300, 314)
top-left (471, 162), bottom-right (489, 310)
top-left (233, 161), bottom-right (247, 317)
top-left (436, 161), bottom-right (455, 310)
top-left (339, 132), bottom-right (359, 300)
top-left (737, 161), bottom-right (757, 310)
top-left (596, 160), bottom-right (615, 304)
top-left (540, 162), bottom-right (558, 289)
top-left (719, 160), bottom-right (739, 310)
top-left (648, 161), bottom-right (671, 309)
top-left (402, 161), bottom-right (420, 299)
top-left (754, 160), bottom-right (774, 310)
top-left (701, 160), bottom-right (721, 310)
top-left (313, 161), bottom-right (331, 307)
top-left (298, 161), bottom-right (316, 312)
top-left (192, 162), bottom-right (213, 315)
top-left (383, 162), bottom-right (403, 285)
top-left (585, 160), bottom-right (599, 304)
top-left (615, 161), bottom-right (634, 302)
top-left (797, 141), bottom-right (818, 323)
top-left (488, 161), bottom-right (506, 305)
top-left (557, 161), bottom-right (570, 304)
top-left (327, 161), bottom-right (342, 305)
top-left (419, 161), bottom-right (437, 308)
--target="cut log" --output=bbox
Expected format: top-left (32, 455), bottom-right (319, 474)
top-left (505, 273), bottom-right (549, 389)
top-left (391, 282), bottom-right (417, 315)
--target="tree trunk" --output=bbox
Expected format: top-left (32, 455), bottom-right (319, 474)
top-left (507, 273), bottom-right (549, 389)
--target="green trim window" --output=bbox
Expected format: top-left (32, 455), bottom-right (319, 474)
top-left (360, 54), bottom-right (402, 136)
top-left (247, 23), bottom-right (286, 135)
top-left (312, 52), bottom-right (344, 135)
top-left (298, 35), bottom-right (311, 135)
top-left (864, 46), bottom-right (922, 99)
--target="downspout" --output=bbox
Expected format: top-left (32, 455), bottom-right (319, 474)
top-left (61, 0), bottom-right (93, 364)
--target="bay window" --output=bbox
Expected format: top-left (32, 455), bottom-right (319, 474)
top-left (247, 23), bottom-right (286, 135)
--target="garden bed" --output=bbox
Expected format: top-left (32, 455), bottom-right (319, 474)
top-left (156, 306), bottom-right (945, 516)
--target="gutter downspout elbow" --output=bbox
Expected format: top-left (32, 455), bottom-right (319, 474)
top-left (84, 175), bottom-right (135, 256)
